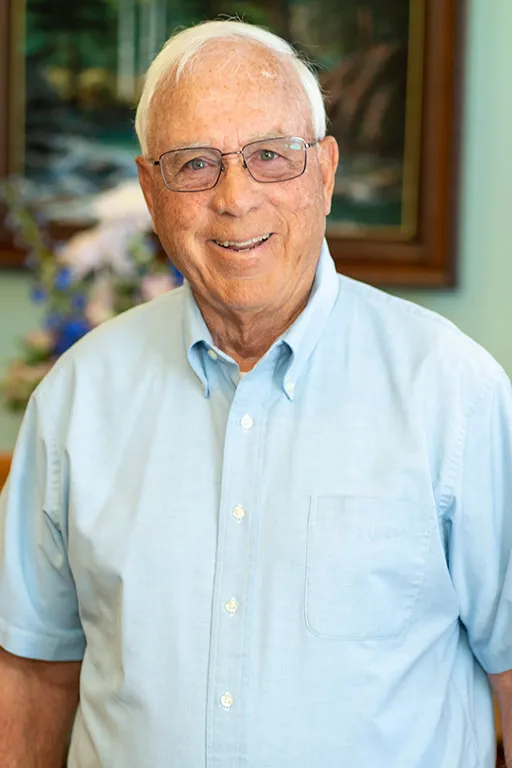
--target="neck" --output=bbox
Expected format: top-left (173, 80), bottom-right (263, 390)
top-left (194, 286), bottom-right (313, 372)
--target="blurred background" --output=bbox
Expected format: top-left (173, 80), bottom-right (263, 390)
top-left (0, 0), bottom-right (511, 452)
top-left (13, 0), bottom-right (414, 230)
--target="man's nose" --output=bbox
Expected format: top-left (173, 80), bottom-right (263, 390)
top-left (209, 155), bottom-right (264, 217)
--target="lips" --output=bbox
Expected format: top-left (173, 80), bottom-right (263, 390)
top-left (212, 233), bottom-right (271, 252)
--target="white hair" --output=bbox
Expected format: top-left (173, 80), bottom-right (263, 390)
top-left (135, 19), bottom-right (327, 157)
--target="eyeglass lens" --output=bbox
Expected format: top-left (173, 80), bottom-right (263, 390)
top-left (159, 137), bottom-right (308, 191)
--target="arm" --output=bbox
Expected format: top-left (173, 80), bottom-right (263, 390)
top-left (490, 670), bottom-right (512, 767)
top-left (0, 646), bottom-right (81, 767)
top-left (442, 367), bottom-right (512, 759)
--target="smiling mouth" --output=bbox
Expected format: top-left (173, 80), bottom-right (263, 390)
top-left (212, 233), bottom-right (271, 252)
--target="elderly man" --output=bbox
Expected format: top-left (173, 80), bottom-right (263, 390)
top-left (1, 19), bottom-right (511, 768)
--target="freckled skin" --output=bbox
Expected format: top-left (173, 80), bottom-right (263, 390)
top-left (136, 43), bottom-right (339, 370)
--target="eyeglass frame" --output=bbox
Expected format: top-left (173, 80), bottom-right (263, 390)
top-left (149, 136), bottom-right (321, 192)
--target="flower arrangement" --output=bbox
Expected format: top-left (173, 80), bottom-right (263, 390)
top-left (1, 179), bottom-right (182, 410)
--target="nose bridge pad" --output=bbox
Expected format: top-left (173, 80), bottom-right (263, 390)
top-left (219, 150), bottom-right (247, 176)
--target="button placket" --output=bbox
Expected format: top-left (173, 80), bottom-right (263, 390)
top-left (206, 361), bottom-right (274, 763)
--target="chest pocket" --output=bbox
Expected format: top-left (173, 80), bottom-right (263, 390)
top-left (305, 495), bottom-right (435, 640)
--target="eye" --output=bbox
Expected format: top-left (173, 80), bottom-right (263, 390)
top-left (258, 149), bottom-right (279, 162)
top-left (184, 157), bottom-right (209, 171)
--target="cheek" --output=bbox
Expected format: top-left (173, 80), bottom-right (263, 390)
top-left (153, 193), bottom-right (203, 244)
top-left (274, 180), bottom-right (326, 232)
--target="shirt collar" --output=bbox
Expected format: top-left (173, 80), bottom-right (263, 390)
top-left (182, 282), bottom-right (215, 397)
top-left (182, 238), bottom-right (339, 399)
top-left (279, 239), bottom-right (339, 399)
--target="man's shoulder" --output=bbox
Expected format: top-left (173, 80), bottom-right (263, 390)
top-left (85, 285), bottom-right (184, 348)
top-left (36, 287), bottom-right (186, 405)
top-left (338, 274), bottom-right (455, 334)
top-left (62, 286), bottom-right (183, 363)
top-left (336, 274), bottom-right (505, 390)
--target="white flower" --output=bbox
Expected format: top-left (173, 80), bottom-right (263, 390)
top-left (55, 181), bottom-right (156, 280)
top-left (58, 220), bottom-right (140, 279)
top-left (91, 180), bottom-right (152, 232)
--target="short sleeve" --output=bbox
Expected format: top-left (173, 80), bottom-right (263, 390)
top-left (0, 395), bottom-right (85, 661)
top-left (447, 367), bottom-right (512, 674)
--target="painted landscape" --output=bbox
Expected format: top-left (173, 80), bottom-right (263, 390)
top-left (18, 0), bottom-right (416, 232)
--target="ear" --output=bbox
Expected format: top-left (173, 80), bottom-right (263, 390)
top-left (136, 156), bottom-right (157, 230)
top-left (318, 136), bottom-right (339, 217)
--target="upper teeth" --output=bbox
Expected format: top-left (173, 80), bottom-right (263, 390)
top-left (215, 234), bottom-right (270, 248)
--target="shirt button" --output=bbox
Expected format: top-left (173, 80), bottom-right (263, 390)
top-left (207, 349), bottom-right (218, 360)
top-left (240, 414), bottom-right (253, 430)
top-left (220, 692), bottom-right (234, 710)
top-left (225, 597), bottom-right (239, 615)
top-left (232, 505), bottom-right (246, 522)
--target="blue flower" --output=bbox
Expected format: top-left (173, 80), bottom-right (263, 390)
top-left (169, 261), bottom-right (184, 285)
top-left (72, 294), bottom-right (87, 312)
top-left (31, 285), bottom-right (47, 303)
top-left (44, 313), bottom-right (62, 331)
top-left (54, 267), bottom-right (73, 291)
top-left (54, 318), bottom-right (91, 356)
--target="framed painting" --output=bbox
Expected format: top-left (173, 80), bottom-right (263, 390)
top-left (0, 0), bottom-right (465, 286)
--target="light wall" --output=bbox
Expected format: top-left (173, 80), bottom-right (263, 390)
top-left (0, 275), bottom-right (43, 450)
top-left (0, 0), bottom-right (510, 450)
top-left (394, 0), bottom-right (512, 373)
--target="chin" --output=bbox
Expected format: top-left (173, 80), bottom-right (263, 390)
top-left (217, 284), bottom-right (279, 311)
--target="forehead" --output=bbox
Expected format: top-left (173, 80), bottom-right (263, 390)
top-left (149, 43), bottom-right (311, 151)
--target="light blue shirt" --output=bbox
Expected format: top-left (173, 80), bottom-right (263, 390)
top-left (1, 243), bottom-right (511, 767)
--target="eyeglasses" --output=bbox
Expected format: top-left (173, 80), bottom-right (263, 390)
top-left (151, 136), bottom-right (320, 192)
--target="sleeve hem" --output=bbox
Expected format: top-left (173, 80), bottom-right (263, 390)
top-left (0, 617), bottom-right (85, 661)
top-left (479, 656), bottom-right (512, 676)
